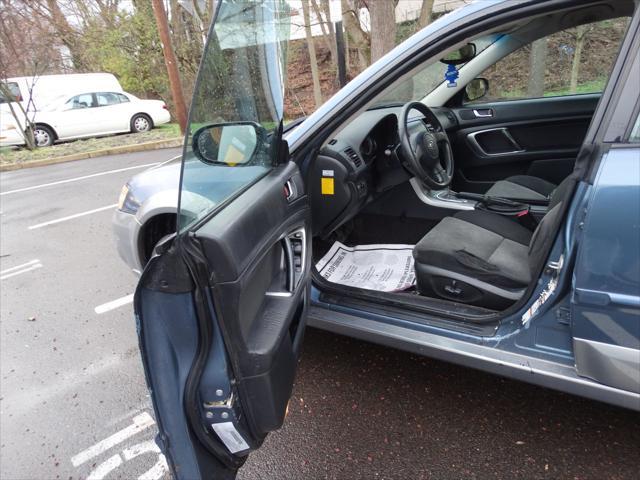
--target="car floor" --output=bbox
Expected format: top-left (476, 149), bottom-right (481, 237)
top-left (312, 213), bottom-right (438, 264)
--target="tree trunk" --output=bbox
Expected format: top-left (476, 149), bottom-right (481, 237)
top-left (341, 0), bottom-right (369, 72)
top-left (527, 38), bottom-right (547, 98)
top-left (0, 82), bottom-right (35, 150)
top-left (369, 0), bottom-right (396, 63)
top-left (151, 0), bottom-right (188, 134)
top-left (45, 0), bottom-right (85, 70)
top-left (570, 25), bottom-right (588, 94)
top-left (418, 0), bottom-right (435, 29)
top-left (302, 0), bottom-right (323, 108)
top-left (310, 0), bottom-right (337, 61)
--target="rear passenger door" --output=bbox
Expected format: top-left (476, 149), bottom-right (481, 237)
top-left (449, 17), bottom-right (632, 193)
top-left (572, 11), bottom-right (640, 396)
top-left (94, 92), bottom-right (129, 133)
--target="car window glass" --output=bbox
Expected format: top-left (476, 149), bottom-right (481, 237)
top-left (68, 94), bottom-right (94, 109)
top-left (116, 93), bottom-right (130, 103)
top-left (178, 1), bottom-right (290, 231)
top-left (0, 82), bottom-right (21, 103)
top-left (467, 17), bottom-right (631, 104)
top-left (96, 92), bottom-right (120, 106)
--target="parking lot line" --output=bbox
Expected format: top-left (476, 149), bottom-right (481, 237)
top-left (1, 162), bottom-right (160, 196)
top-left (95, 294), bottom-right (134, 314)
top-left (0, 260), bottom-right (43, 280)
top-left (28, 204), bottom-right (118, 230)
top-left (70, 412), bottom-right (155, 467)
top-left (1, 259), bottom-right (40, 274)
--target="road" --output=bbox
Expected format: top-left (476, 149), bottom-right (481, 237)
top-left (1, 150), bottom-right (638, 480)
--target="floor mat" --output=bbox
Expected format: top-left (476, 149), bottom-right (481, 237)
top-left (315, 241), bottom-right (416, 292)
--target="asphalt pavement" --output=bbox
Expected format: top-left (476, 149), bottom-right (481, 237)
top-left (1, 150), bottom-right (638, 480)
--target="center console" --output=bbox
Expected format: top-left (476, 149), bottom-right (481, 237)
top-left (410, 177), bottom-right (549, 224)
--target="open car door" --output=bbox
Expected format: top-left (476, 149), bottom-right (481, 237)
top-left (134, 2), bottom-right (310, 478)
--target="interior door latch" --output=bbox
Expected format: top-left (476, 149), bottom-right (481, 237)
top-left (283, 179), bottom-right (296, 202)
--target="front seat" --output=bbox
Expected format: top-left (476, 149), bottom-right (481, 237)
top-left (413, 177), bottom-right (574, 309)
top-left (485, 175), bottom-right (557, 202)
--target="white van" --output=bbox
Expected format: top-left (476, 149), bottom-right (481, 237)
top-left (1, 73), bottom-right (123, 113)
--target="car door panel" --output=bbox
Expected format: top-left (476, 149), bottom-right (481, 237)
top-left (196, 163), bottom-right (309, 432)
top-left (451, 94), bottom-right (600, 192)
top-left (136, 162), bottom-right (310, 477)
top-left (134, 1), bottom-right (306, 477)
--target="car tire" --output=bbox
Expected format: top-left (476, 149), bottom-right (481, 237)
top-left (33, 125), bottom-right (55, 147)
top-left (131, 114), bottom-right (153, 133)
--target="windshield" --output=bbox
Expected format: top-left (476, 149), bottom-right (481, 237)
top-left (372, 34), bottom-right (501, 106)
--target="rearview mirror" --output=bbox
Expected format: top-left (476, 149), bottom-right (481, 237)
top-left (192, 122), bottom-right (261, 166)
top-left (464, 78), bottom-right (489, 102)
top-left (440, 43), bottom-right (477, 65)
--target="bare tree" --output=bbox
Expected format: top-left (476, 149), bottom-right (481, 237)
top-left (0, 82), bottom-right (36, 149)
top-left (191, 0), bottom-right (216, 41)
top-left (369, 0), bottom-right (397, 63)
top-left (302, 0), bottom-right (323, 108)
top-left (418, 0), bottom-right (435, 29)
top-left (0, 1), bottom-right (60, 149)
top-left (310, 0), bottom-right (338, 62)
top-left (570, 24), bottom-right (590, 93)
top-left (527, 38), bottom-right (547, 98)
top-left (151, 0), bottom-right (188, 134)
top-left (341, 0), bottom-right (369, 72)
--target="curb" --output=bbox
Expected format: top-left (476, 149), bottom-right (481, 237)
top-left (0, 137), bottom-right (183, 172)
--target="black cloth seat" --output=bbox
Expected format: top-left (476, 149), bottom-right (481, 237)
top-left (486, 175), bottom-right (557, 201)
top-left (413, 177), bottom-right (574, 309)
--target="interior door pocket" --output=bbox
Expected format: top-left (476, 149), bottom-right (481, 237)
top-left (467, 127), bottom-right (524, 156)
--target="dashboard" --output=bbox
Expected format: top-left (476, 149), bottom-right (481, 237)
top-left (309, 104), bottom-right (458, 237)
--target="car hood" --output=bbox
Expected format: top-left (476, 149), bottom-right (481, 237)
top-left (127, 156), bottom-right (182, 204)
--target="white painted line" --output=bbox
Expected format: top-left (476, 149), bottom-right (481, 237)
top-left (87, 454), bottom-right (123, 480)
top-left (0, 259), bottom-right (40, 274)
top-left (94, 293), bottom-right (134, 314)
top-left (0, 262), bottom-right (43, 280)
top-left (1, 162), bottom-right (160, 196)
top-left (71, 412), bottom-right (155, 467)
top-left (28, 204), bottom-right (118, 230)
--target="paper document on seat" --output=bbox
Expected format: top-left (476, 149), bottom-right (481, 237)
top-left (316, 242), bottom-right (415, 292)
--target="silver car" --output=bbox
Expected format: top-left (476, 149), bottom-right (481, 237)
top-left (113, 157), bottom-right (181, 274)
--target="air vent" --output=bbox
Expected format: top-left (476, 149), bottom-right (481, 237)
top-left (328, 139), bottom-right (338, 145)
top-left (343, 147), bottom-right (362, 168)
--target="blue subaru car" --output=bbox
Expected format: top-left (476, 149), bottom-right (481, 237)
top-left (128, 0), bottom-right (640, 477)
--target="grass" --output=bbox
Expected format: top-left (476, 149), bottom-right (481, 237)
top-left (0, 123), bottom-right (182, 166)
top-left (497, 78), bottom-right (607, 101)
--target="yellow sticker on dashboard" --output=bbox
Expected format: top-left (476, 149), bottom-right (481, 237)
top-left (321, 177), bottom-right (334, 195)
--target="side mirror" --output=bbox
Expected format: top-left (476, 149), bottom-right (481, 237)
top-left (440, 43), bottom-right (476, 65)
top-left (464, 78), bottom-right (489, 102)
top-left (192, 122), bottom-right (262, 166)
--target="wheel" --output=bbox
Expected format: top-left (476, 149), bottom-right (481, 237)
top-left (33, 125), bottom-right (55, 147)
top-left (131, 114), bottom-right (152, 133)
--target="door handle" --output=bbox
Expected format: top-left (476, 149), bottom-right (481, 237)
top-left (473, 108), bottom-right (493, 118)
top-left (282, 236), bottom-right (295, 292)
top-left (467, 128), bottom-right (525, 157)
top-left (280, 227), bottom-right (306, 294)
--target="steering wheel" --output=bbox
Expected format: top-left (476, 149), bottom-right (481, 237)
top-left (398, 101), bottom-right (454, 190)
